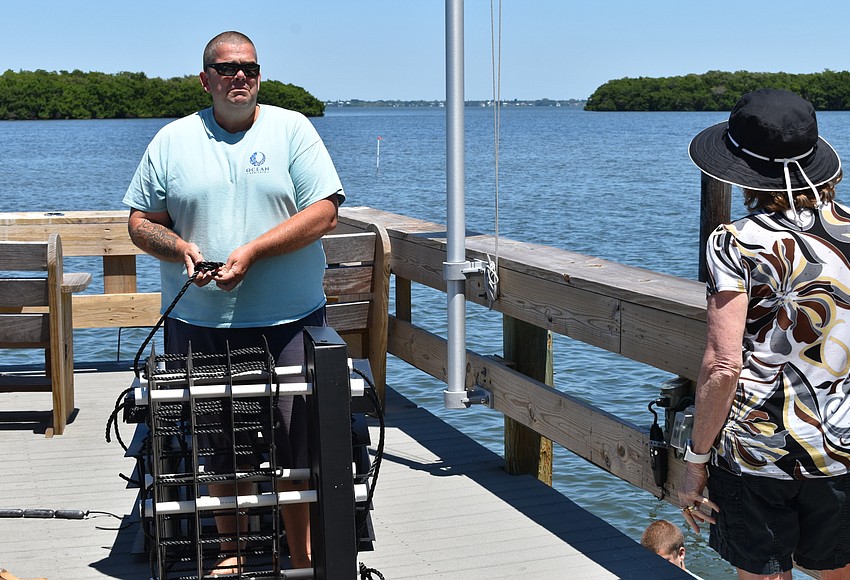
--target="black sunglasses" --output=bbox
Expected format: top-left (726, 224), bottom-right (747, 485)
top-left (206, 61), bottom-right (261, 78)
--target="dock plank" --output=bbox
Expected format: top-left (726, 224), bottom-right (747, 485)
top-left (360, 389), bottom-right (694, 579)
top-left (0, 366), bottom-right (694, 580)
top-left (0, 368), bottom-right (147, 580)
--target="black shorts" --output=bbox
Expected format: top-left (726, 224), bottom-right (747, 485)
top-left (164, 308), bottom-right (326, 475)
top-left (708, 464), bottom-right (850, 574)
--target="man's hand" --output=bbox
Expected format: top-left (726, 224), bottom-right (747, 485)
top-left (190, 259), bottom-right (224, 286)
top-left (181, 245), bottom-right (215, 286)
top-left (214, 245), bottom-right (256, 292)
top-left (128, 208), bottom-right (220, 285)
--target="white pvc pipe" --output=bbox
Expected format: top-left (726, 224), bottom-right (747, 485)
top-left (144, 484), bottom-right (369, 516)
top-left (131, 377), bottom-right (365, 404)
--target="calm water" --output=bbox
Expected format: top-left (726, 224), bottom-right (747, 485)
top-left (6, 107), bottom-right (850, 578)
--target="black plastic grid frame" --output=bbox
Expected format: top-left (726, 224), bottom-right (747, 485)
top-left (126, 328), bottom-right (371, 580)
top-left (145, 342), bottom-right (283, 579)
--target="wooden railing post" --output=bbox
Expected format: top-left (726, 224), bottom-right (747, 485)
top-left (698, 173), bottom-right (732, 282)
top-left (103, 255), bottom-right (137, 293)
top-left (503, 315), bottom-right (553, 484)
top-left (395, 276), bottom-right (412, 322)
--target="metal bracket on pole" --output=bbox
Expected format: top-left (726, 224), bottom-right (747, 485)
top-left (443, 259), bottom-right (486, 281)
top-left (443, 258), bottom-right (491, 410)
top-left (444, 384), bottom-right (493, 409)
top-left (465, 385), bottom-right (494, 408)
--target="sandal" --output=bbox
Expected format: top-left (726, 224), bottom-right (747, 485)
top-left (208, 556), bottom-right (244, 576)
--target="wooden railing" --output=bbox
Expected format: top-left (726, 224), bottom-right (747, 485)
top-left (0, 206), bottom-right (703, 504)
top-left (0, 211), bottom-right (158, 328)
top-left (0, 210), bottom-right (391, 396)
top-left (342, 205), bottom-right (706, 503)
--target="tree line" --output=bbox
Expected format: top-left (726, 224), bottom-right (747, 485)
top-left (0, 69), bottom-right (325, 120)
top-left (329, 98), bottom-right (586, 108)
top-left (585, 70), bottom-right (850, 111)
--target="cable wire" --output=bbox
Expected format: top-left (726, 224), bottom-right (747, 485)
top-left (487, 0), bottom-right (503, 307)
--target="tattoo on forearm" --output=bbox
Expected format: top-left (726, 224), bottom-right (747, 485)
top-left (131, 219), bottom-right (181, 261)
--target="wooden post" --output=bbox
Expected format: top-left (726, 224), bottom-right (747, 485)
top-left (698, 173), bottom-right (732, 282)
top-left (103, 255), bottom-right (137, 293)
top-left (395, 276), bottom-right (412, 322)
top-left (503, 315), bottom-right (553, 484)
top-left (367, 223), bottom-right (390, 406)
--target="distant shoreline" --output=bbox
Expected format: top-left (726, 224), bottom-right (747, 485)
top-left (324, 98), bottom-right (587, 108)
top-left (585, 70), bottom-right (850, 111)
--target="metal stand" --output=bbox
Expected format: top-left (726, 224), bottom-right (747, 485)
top-left (305, 326), bottom-right (357, 579)
top-left (123, 327), bottom-right (369, 579)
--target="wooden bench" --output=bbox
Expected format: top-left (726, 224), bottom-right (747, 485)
top-left (0, 234), bottom-right (91, 435)
top-left (0, 212), bottom-right (390, 402)
top-left (322, 224), bottom-right (390, 401)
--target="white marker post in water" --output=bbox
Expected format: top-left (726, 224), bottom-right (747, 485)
top-left (376, 135), bottom-right (382, 173)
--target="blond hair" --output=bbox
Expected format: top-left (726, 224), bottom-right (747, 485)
top-left (744, 170), bottom-right (842, 212)
top-left (640, 519), bottom-right (684, 558)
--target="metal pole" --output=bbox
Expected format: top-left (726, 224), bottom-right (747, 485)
top-left (444, 0), bottom-right (467, 408)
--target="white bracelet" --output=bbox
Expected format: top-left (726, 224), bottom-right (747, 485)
top-left (684, 440), bottom-right (711, 464)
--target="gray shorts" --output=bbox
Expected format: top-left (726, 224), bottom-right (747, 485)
top-left (708, 464), bottom-right (850, 574)
top-left (164, 308), bottom-right (326, 474)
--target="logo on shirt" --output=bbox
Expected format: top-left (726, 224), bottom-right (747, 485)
top-left (247, 151), bottom-right (269, 174)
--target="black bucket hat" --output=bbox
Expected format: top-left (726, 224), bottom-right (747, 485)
top-left (689, 88), bottom-right (841, 192)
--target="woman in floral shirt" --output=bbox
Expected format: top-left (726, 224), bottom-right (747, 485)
top-left (680, 89), bottom-right (850, 579)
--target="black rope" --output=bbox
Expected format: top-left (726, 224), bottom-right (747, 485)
top-left (107, 262), bottom-right (222, 448)
top-left (351, 367), bottom-right (386, 580)
top-left (117, 471), bottom-right (141, 487)
top-left (104, 385), bottom-right (134, 449)
top-left (132, 260), bottom-right (223, 378)
top-left (359, 561), bottom-right (386, 580)
top-left (353, 366), bottom-right (385, 548)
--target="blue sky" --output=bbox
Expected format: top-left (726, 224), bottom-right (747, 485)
top-left (7, 0), bottom-right (850, 101)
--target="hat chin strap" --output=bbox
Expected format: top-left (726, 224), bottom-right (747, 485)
top-left (727, 132), bottom-right (822, 227)
top-left (783, 159), bottom-right (822, 226)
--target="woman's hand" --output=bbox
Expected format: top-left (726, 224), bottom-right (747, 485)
top-left (677, 462), bottom-right (719, 534)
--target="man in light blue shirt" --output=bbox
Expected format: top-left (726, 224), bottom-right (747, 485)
top-left (123, 30), bottom-right (343, 575)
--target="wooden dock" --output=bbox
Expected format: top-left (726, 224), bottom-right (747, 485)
top-left (0, 208), bottom-right (709, 507)
top-left (0, 365), bottom-right (694, 580)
